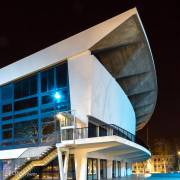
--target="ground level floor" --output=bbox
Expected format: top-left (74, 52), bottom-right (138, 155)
top-left (20, 155), bottom-right (131, 180)
top-left (1, 136), bottom-right (150, 180)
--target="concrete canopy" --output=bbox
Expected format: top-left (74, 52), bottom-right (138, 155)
top-left (90, 14), bottom-right (157, 131)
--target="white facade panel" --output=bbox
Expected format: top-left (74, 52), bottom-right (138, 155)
top-left (68, 52), bottom-right (135, 134)
top-left (68, 51), bottom-right (92, 124)
top-left (91, 56), bottom-right (136, 134)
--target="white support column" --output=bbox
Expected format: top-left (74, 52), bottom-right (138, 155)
top-left (64, 149), bottom-right (69, 180)
top-left (116, 161), bottom-right (118, 178)
top-left (127, 162), bottom-right (132, 175)
top-left (57, 147), bottom-right (65, 180)
top-left (107, 160), bottom-right (112, 179)
top-left (121, 161), bottom-right (126, 177)
top-left (98, 159), bottom-right (100, 180)
top-left (74, 151), bottom-right (87, 180)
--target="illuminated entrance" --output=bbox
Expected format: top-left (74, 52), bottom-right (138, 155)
top-left (87, 158), bottom-right (98, 180)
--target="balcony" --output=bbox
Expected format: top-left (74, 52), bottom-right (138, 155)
top-left (54, 111), bottom-right (149, 150)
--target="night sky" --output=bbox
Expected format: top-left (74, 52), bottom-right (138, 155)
top-left (0, 1), bottom-right (180, 144)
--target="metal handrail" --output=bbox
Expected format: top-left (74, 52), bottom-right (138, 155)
top-left (73, 124), bottom-right (149, 150)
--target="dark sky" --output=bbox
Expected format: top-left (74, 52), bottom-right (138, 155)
top-left (0, 1), bottom-right (180, 144)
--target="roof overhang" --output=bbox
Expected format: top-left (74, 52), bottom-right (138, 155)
top-left (56, 136), bottom-right (151, 162)
top-left (90, 10), bottom-right (157, 131)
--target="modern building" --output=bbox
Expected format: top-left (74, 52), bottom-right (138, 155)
top-left (132, 155), bottom-right (177, 174)
top-left (0, 8), bottom-right (157, 180)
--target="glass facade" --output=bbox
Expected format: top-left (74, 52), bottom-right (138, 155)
top-left (112, 160), bottom-right (116, 178)
top-left (87, 158), bottom-right (98, 180)
top-left (0, 61), bottom-right (70, 149)
top-left (117, 161), bottom-right (121, 177)
top-left (100, 159), bottom-right (107, 179)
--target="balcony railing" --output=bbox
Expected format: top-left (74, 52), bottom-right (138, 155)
top-left (66, 124), bottom-right (149, 150)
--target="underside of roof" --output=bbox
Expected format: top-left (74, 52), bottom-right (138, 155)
top-left (90, 14), bottom-right (157, 131)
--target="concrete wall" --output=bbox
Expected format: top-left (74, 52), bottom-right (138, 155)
top-left (91, 55), bottom-right (135, 134)
top-left (68, 51), bottom-right (136, 134)
top-left (68, 52), bottom-right (92, 124)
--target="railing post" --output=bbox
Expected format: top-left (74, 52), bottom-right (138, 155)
top-left (73, 110), bottom-right (76, 144)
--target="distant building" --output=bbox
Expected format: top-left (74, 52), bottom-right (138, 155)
top-left (132, 155), bottom-right (176, 173)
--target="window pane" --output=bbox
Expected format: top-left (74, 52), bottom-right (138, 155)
top-left (88, 123), bottom-right (97, 138)
top-left (1, 84), bottom-right (13, 101)
top-left (112, 161), bottom-right (116, 178)
top-left (42, 95), bottom-right (53, 104)
top-left (14, 110), bottom-right (38, 119)
top-left (100, 159), bottom-right (107, 179)
top-left (14, 75), bottom-right (37, 99)
top-left (2, 116), bottom-right (12, 121)
top-left (87, 159), bottom-right (93, 180)
top-left (14, 120), bottom-right (38, 143)
top-left (42, 117), bottom-right (54, 123)
top-left (93, 159), bottom-right (98, 179)
top-left (41, 68), bottom-right (54, 92)
top-left (61, 129), bottom-right (73, 140)
top-left (14, 97), bottom-right (38, 111)
top-left (56, 62), bottom-right (68, 88)
top-left (2, 131), bottom-right (12, 139)
top-left (99, 126), bottom-right (107, 136)
top-left (42, 123), bottom-right (55, 135)
top-left (2, 124), bottom-right (12, 130)
top-left (2, 104), bottom-right (12, 113)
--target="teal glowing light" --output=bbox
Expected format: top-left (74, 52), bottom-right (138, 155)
top-left (54, 92), bottom-right (61, 100)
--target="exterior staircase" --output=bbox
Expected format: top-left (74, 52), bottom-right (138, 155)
top-left (7, 148), bottom-right (57, 180)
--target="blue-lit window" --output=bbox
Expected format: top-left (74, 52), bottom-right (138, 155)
top-left (41, 68), bottom-right (54, 92)
top-left (14, 120), bottom-right (38, 144)
top-left (0, 61), bottom-right (70, 149)
top-left (2, 124), bottom-right (13, 140)
top-left (2, 116), bottom-right (12, 121)
top-left (14, 75), bottom-right (37, 99)
top-left (56, 62), bottom-right (68, 88)
top-left (112, 161), bottom-right (116, 178)
top-left (1, 84), bottom-right (13, 101)
top-left (2, 104), bottom-right (12, 113)
top-left (14, 97), bottom-right (38, 111)
top-left (42, 95), bottom-right (54, 104)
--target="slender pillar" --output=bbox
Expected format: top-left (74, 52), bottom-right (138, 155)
top-left (74, 151), bottom-right (87, 180)
top-left (98, 159), bottom-right (100, 180)
top-left (64, 149), bottom-right (69, 180)
top-left (121, 161), bottom-right (126, 177)
top-left (57, 147), bottom-right (65, 180)
top-left (107, 160), bottom-right (112, 179)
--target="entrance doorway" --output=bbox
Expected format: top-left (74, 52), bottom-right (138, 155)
top-left (87, 158), bottom-right (98, 180)
top-left (100, 159), bottom-right (107, 179)
top-left (117, 161), bottom-right (121, 177)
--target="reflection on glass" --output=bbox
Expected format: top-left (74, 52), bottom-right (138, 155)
top-left (100, 159), bottom-right (107, 179)
top-left (87, 158), bottom-right (98, 180)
